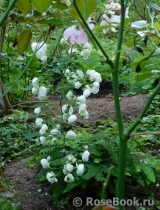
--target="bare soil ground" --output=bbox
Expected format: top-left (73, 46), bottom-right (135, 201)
top-left (3, 90), bottom-right (159, 210)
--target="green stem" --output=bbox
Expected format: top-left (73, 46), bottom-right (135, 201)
top-left (126, 83), bottom-right (160, 137)
top-left (113, 1), bottom-right (127, 209)
top-left (0, 0), bottom-right (17, 27)
top-left (100, 165), bottom-right (114, 210)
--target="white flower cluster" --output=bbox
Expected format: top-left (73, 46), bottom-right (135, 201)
top-left (31, 42), bottom-right (47, 62)
top-left (32, 78), bottom-right (47, 100)
top-left (40, 149), bottom-right (90, 184)
top-left (62, 149), bottom-right (90, 183)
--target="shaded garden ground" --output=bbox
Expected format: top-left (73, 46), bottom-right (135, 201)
top-left (2, 82), bottom-right (160, 210)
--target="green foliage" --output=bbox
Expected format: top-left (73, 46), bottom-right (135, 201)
top-left (0, 198), bottom-right (19, 210)
top-left (0, 110), bottom-right (36, 162)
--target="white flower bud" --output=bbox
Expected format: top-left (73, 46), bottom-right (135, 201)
top-left (40, 136), bottom-right (46, 145)
top-left (77, 95), bottom-right (86, 104)
top-left (38, 86), bottom-right (47, 100)
top-left (66, 130), bottom-right (76, 140)
top-left (32, 77), bottom-right (39, 87)
top-left (64, 173), bottom-right (74, 183)
top-left (83, 89), bottom-right (91, 98)
top-left (35, 118), bottom-right (43, 127)
top-left (46, 171), bottom-right (58, 184)
top-left (81, 49), bottom-right (90, 59)
top-left (82, 150), bottom-right (90, 162)
top-left (32, 87), bottom-right (39, 95)
top-left (75, 81), bottom-right (82, 89)
top-left (40, 158), bottom-right (50, 169)
top-left (64, 163), bottom-right (74, 173)
top-left (76, 163), bottom-right (84, 176)
top-left (34, 107), bottom-right (41, 114)
top-left (68, 115), bottom-right (77, 123)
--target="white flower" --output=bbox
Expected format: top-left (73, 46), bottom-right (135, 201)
top-left (81, 49), bottom-right (90, 59)
top-left (82, 150), bottom-right (90, 162)
top-left (46, 171), bottom-right (58, 184)
top-left (83, 89), bottom-right (91, 98)
top-left (32, 77), bottom-right (39, 87)
top-left (76, 70), bottom-right (84, 79)
top-left (79, 104), bottom-right (87, 113)
top-left (64, 173), bottom-right (74, 183)
top-left (75, 81), bottom-right (82, 89)
top-left (76, 163), bottom-right (84, 176)
top-left (77, 95), bottom-right (86, 104)
top-left (63, 163), bottom-right (74, 174)
top-left (68, 114), bottom-right (77, 123)
top-left (66, 155), bottom-right (76, 163)
top-left (66, 91), bottom-right (74, 100)
top-left (41, 124), bottom-right (48, 130)
top-left (91, 82), bottom-right (100, 94)
top-left (35, 118), bottom-right (43, 127)
top-left (39, 124), bottom-right (48, 135)
top-left (34, 107), bottom-right (41, 114)
top-left (40, 156), bottom-right (50, 169)
top-left (31, 42), bottom-right (47, 62)
top-left (81, 110), bottom-right (89, 119)
top-left (66, 130), bottom-right (76, 139)
top-left (62, 104), bottom-right (73, 115)
top-left (87, 70), bottom-right (102, 82)
top-left (50, 128), bottom-right (59, 135)
top-left (40, 55), bottom-right (47, 63)
top-left (39, 128), bottom-right (47, 135)
top-left (38, 86), bottom-right (47, 100)
top-left (156, 183), bottom-right (160, 187)
top-left (40, 136), bottom-right (46, 145)
top-left (84, 42), bottom-right (92, 51)
top-left (32, 87), bottom-right (39, 95)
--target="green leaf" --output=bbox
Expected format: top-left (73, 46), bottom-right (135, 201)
top-left (135, 73), bottom-right (153, 82)
top-left (32, 0), bottom-right (52, 13)
top-left (17, 0), bottom-right (32, 16)
top-left (56, 0), bottom-right (68, 10)
top-left (70, 0), bottom-right (97, 21)
top-left (141, 165), bottom-right (156, 183)
top-left (17, 30), bottom-right (32, 54)
top-left (125, 38), bottom-right (135, 47)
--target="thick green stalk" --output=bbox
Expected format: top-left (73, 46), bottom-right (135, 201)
top-left (112, 1), bottom-right (127, 209)
top-left (126, 83), bottom-right (160, 137)
top-left (0, 0), bottom-right (17, 27)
